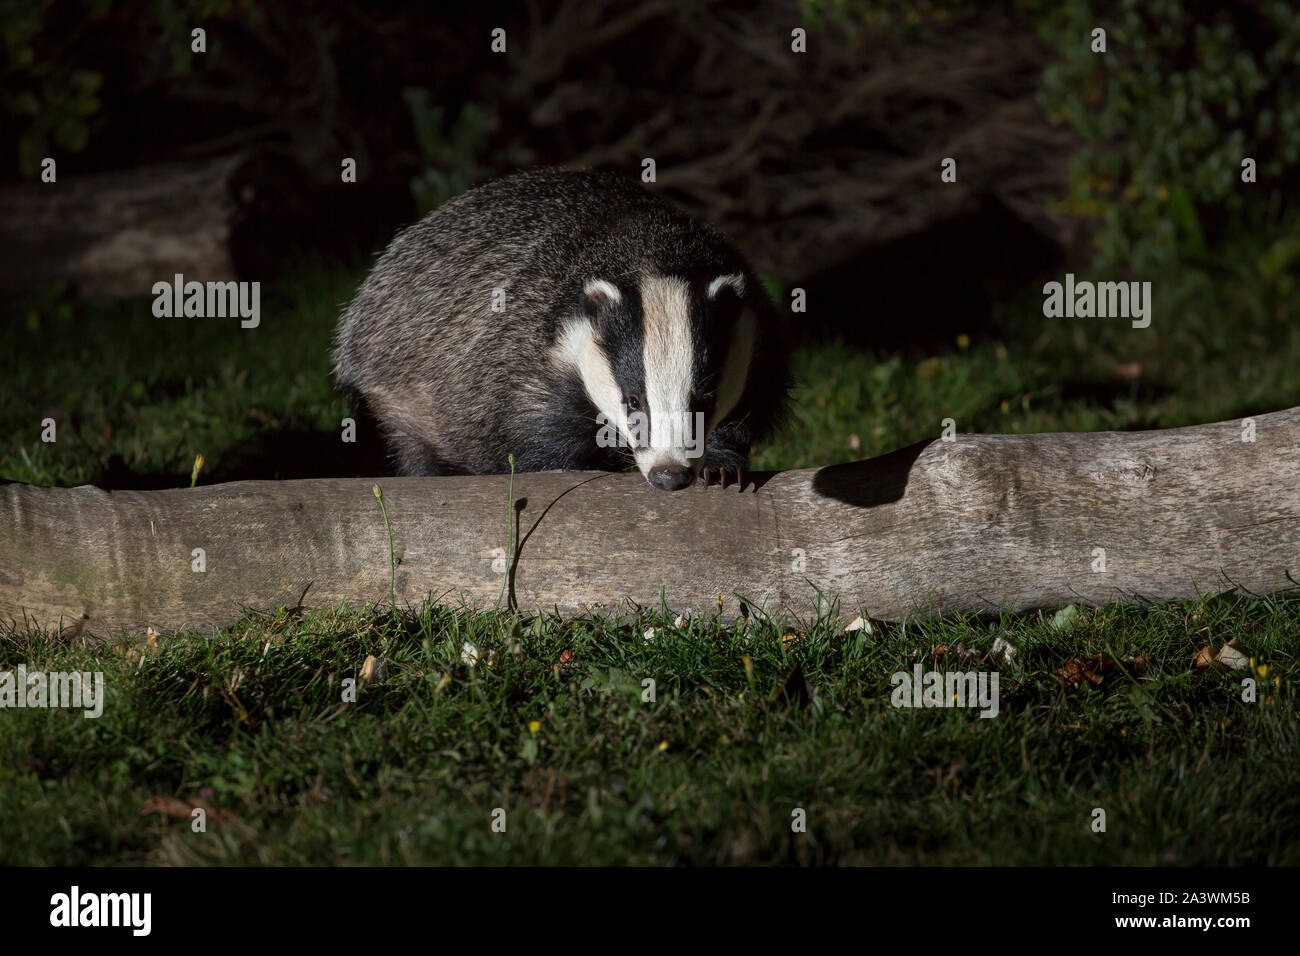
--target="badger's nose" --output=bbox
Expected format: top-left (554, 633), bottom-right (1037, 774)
top-left (648, 463), bottom-right (694, 491)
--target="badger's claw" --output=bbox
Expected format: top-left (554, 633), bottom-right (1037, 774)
top-left (698, 466), bottom-right (745, 488)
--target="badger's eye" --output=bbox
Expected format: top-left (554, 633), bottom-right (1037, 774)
top-left (625, 395), bottom-right (641, 413)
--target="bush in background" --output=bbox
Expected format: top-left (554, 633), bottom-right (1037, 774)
top-left (1039, 0), bottom-right (1300, 276)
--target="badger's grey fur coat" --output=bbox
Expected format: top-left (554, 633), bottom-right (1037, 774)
top-left (333, 167), bottom-right (787, 482)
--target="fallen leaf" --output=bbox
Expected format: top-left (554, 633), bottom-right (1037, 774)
top-left (1050, 605), bottom-right (1080, 631)
top-left (138, 796), bottom-right (192, 818)
top-left (360, 654), bottom-right (385, 686)
top-left (1193, 642), bottom-right (1250, 672)
top-left (1056, 652), bottom-right (1123, 689)
top-left (1215, 642), bottom-right (1250, 671)
top-left (1123, 653), bottom-right (1154, 673)
top-left (990, 635), bottom-right (1018, 667)
top-left (1056, 651), bottom-right (1151, 688)
top-left (139, 795), bottom-right (236, 825)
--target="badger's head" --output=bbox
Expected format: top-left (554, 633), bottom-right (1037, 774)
top-left (556, 272), bottom-right (756, 490)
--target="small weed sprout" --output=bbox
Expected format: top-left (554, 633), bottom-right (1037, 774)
top-left (497, 453), bottom-right (516, 610)
top-left (373, 484), bottom-right (397, 615)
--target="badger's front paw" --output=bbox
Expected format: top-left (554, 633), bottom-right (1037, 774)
top-left (698, 431), bottom-right (749, 488)
top-left (698, 465), bottom-right (745, 488)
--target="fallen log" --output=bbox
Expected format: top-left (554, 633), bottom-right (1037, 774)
top-left (0, 152), bottom-right (309, 298)
top-left (2, 408), bottom-right (1298, 638)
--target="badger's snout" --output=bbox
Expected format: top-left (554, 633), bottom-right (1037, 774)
top-left (647, 463), bottom-right (694, 491)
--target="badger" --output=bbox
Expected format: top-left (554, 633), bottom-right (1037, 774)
top-left (333, 167), bottom-right (787, 490)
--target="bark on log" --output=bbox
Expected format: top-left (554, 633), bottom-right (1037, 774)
top-left (2, 408), bottom-right (1297, 639)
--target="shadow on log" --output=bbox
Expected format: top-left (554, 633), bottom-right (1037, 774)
top-left (2, 408), bottom-right (1297, 639)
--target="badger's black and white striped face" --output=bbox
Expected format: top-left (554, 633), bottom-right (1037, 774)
top-left (555, 273), bottom-right (755, 490)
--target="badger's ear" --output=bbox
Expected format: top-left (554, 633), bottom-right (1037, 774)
top-left (582, 279), bottom-right (623, 323)
top-left (706, 273), bottom-right (746, 301)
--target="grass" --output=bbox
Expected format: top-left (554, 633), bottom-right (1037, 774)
top-left (1, 597), bottom-right (1296, 865)
top-left (0, 259), bottom-right (357, 489)
top-left (1, 232), bottom-right (1298, 865)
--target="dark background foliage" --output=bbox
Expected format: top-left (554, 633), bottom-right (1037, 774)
top-left (6, 0), bottom-right (1298, 278)
top-left (1, 0), bottom-right (1296, 487)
